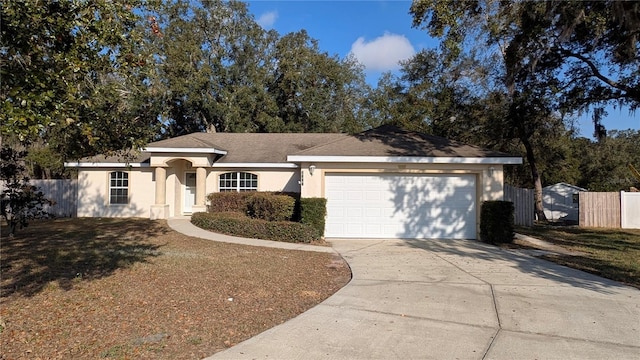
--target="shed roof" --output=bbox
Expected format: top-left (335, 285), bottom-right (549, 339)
top-left (543, 182), bottom-right (587, 192)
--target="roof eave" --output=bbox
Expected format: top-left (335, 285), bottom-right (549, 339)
top-left (64, 162), bottom-right (150, 168)
top-left (286, 155), bottom-right (523, 165)
top-left (143, 147), bottom-right (228, 155)
top-left (212, 163), bottom-right (299, 169)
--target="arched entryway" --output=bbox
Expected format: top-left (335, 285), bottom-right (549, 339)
top-left (150, 158), bottom-right (208, 218)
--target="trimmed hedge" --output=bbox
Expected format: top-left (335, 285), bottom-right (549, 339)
top-left (207, 192), bottom-right (299, 221)
top-left (207, 192), bottom-right (253, 213)
top-left (480, 201), bottom-right (515, 244)
top-left (275, 192), bottom-right (301, 221)
top-left (191, 211), bottom-right (319, 243)
top-left (246, 193), bottom-right (296, 221)
top-left (300, 198), bottom-right (327, 237)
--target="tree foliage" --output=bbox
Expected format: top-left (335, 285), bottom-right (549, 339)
top-left (575, 130), bottom-right (640, 191)
top-left (2, 0), bottom-right (370, 174)
top-left (1, 146), bottom-right (52, 237)
top-left (1, 0), bottom-right (161, 158)
top-left (269, 31), bottom-right (367, 133)
top-left (410, 0), bottom-right (640, 135)
top-left (152, 0), bottom-right (277, 135)
top-left (409, 0), bottom-right (640, 220)
top-left (152, 0), bottom-right (368, 136)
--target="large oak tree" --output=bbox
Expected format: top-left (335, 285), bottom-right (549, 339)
top-left (410, 0), bottom-right (640, 220)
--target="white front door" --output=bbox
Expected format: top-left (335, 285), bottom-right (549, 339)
top-left (184, 172), bottom-right (197, 214)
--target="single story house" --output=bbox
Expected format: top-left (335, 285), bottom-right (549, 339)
top-left (65, 125), bottom-right (522, 240)
top-left (542, 182), bottom-right (587, 222)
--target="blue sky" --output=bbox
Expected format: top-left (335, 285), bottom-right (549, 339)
top-left (245, 0), bottom-right (639, 138)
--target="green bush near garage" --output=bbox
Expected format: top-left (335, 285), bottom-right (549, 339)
top-left (208, 192), bottom-right (298, 221)
top-left (300, 198), bottom-right (327, 238)
top-left (207, 192), bottom-right (253, 214)
top-left (246, 192), bottom-right (296, 221)
top-left (203, 192), bottom-right (326, 241)
top-left (480, 201), bottom-right (515, 244)
top-left (191, 211), bottom-right (319, 243)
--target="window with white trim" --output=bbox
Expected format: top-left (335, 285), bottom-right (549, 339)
top-left (109, 171), bottom-right (129, 204)
top-left (219, 172), bottom-right (258, 192)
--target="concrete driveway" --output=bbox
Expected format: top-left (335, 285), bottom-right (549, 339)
top-left (208, 239), bottom-right (640, 359)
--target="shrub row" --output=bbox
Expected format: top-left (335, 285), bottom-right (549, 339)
top-left (207, 192), bottom-right (253, 213)
top-left (480, 200), bottom-right (514, 244)
top-left (300, 198), bottom-right (327, 237)
top-left (207, 192), bottom-right (298, 221)
top-left (191, 211), bottom-right (319, 243)
top-left (246, 192), bottom-right (296, 222)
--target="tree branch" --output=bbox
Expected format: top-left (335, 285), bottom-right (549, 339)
top-left (558, 49), bottom-right (637, 96)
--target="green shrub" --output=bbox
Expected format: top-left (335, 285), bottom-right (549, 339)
top-left (246, 193), bottom-right (296, 221)
top-left (207, 192), bottom-right (253, 213)
top-left (300, 198), bottom-right (327, 237)
top-left (191, 211), bottom-right (319, 243)
top-left (274, 192), bottom-right (301, 221)
top-left (480, 201), bottom-right (515, 244)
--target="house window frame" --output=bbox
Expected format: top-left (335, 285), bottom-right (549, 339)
top-left (219, 171), bottom-right (258, 192)
top-left (109, 171), bottom-right (129, 205)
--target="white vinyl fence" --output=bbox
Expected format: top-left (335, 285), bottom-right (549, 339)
top-left (1, 179), bottom-right (77, 217)
top-left (621, 192), bottom-right (640, 229)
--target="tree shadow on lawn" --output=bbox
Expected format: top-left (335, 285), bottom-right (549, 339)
top-left (1, 218), bottom-right (167, 298)
top-left (526, 227), bottom-right (640, 252)
top-left (398, 239), bottom-right (636, 294)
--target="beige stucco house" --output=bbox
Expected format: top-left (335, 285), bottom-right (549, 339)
top-left (65, 126), bottom-right (521, 239)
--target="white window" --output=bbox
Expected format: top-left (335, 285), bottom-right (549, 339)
top-left (219, 172), bottom-right (258, 192)
top-left (109, 171), bottom-right (129, 204)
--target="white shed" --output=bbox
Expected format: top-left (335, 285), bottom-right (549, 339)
top-left (543, 182), bottom-right (587, 222)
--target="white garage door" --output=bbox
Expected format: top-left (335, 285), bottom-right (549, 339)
top-left (325, 174), bottom-right (476, 239)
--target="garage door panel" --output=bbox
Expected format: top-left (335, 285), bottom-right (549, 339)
top-left (365, 207), bottom-right (382, 217)
top-left (365, 190), bottom-right (384, 201)
top-left (325, 174), bottom-right (476, 239)
top-left (345, 207), bottom-right (363, 217)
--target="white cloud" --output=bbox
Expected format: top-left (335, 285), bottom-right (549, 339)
top-left (349, 33), bottom-right (416, 71)
top-left (257, 11), bottom-right (278, 29)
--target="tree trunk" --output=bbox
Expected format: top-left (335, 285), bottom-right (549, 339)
top-left (521, 136), bottom-right (547, 221)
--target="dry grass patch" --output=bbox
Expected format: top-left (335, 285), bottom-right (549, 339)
top-left (0, 218), bottom-right (351, 359)
top-left (515, 225), bottom-right (640, 288)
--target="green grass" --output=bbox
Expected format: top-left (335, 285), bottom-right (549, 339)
top-left (515, 225), bottom-right (640, 288)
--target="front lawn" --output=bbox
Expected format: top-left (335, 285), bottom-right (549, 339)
top-left (0, 218), bottom-right (351, 359)
top-left (515, 225), bottom-right (640, 288)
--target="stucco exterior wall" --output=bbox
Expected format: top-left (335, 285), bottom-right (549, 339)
top-left (159, 166), bottom-right (300, 216)
top-left (150, 153), bottom-right (214, 167)
top-left (298, 162), bottom-right (504, 239)
top-left (298, 162), bottom-right (504, 201)
top-left (206, 169), bottom-right (299, 193)
top-left (77, 168), bottom-right (154, 218)
top-left (76, 161), bottom-right (504, 221)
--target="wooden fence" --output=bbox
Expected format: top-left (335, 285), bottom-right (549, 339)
top-left (579, 192), bottom-right (620, 228)
top-left (1, 179), bottom-right (77, 218)
top-left (504, 185), bottom-right (534, 226)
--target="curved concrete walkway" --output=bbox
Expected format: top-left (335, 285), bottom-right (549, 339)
top-left (167, 217), bottom-right (335, 253)
top-left (168, 219), bottom-right (640, 360)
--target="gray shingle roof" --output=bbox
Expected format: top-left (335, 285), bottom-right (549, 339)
top-left (70, 126), bottom-right (515, 165)
top-left (146, 132), bottom-right (347, 163)
top-left (292, 125), bottom-right (513, 158)
top-left (70, 151), bottom-right (151, 165)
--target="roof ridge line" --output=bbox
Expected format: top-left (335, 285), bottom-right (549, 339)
top-left (291, 132), bottom-right (352, 155)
